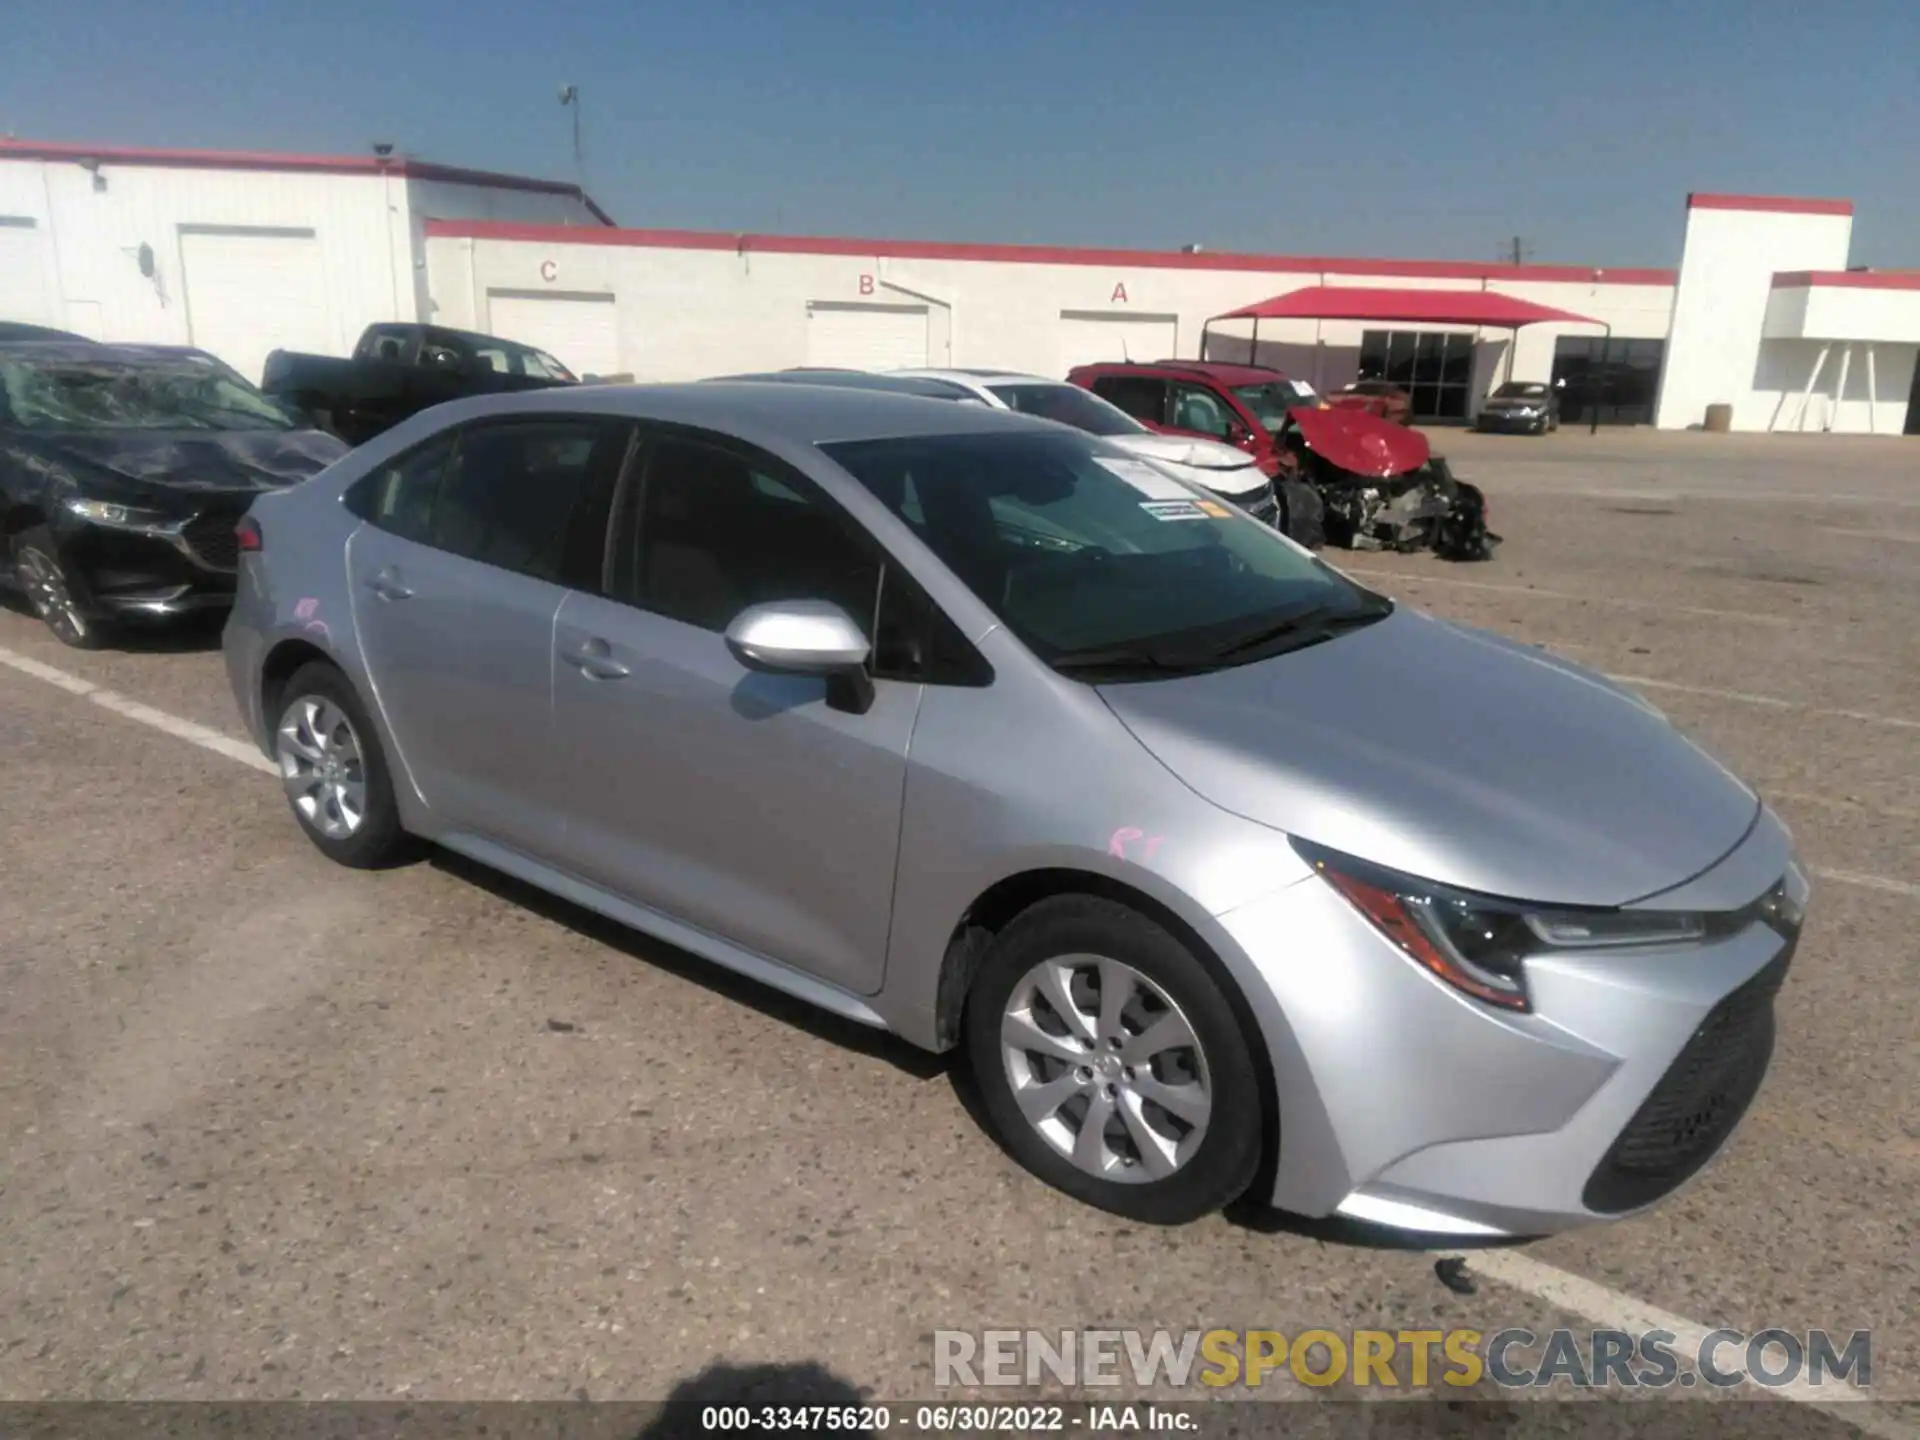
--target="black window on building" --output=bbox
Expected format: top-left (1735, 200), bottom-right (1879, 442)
top-left (1551, 337), bottom-right (1666, 426)
top-left (1357, 331), bottom-right (1475, 421)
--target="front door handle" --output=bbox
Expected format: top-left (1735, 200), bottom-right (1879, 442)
top-left (367, 568), bottom-right (414, 602)
top-left (561, 638), bottom-right (631, 681)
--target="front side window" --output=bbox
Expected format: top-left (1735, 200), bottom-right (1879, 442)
top-left (1168, 382), bottom-right (1236, 439)
top-left (612, 435), bottom-right (882, 637)
top-left (825, 430), bottom-right (1384, 675)
top-left (354, 419), bottom-right (628, 586)
top-left (986, 383), bottom-right (1143, 437)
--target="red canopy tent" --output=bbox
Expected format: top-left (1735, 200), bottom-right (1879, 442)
top-left (1201, 285), bottom-right (1614, 430)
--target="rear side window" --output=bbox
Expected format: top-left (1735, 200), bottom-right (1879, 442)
top-left (1088, 376), bottom-right (1167, 425)
top-left (350, 418), bottom-right (631, 588)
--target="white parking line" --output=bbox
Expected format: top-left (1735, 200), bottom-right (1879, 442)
top-left (1340, 568), bottom-right (1800, 626)
top-left (0, 645), bottom-right (276, 776)
top-left (1606, 674), bottom-right (1920, 732)
top-left (1, 640), bottom-right (1917, 1425)
top-left (1470, 1250), bottom-right (1913, 1434)
top-left (1811, 867), bottom-right (1920, 900)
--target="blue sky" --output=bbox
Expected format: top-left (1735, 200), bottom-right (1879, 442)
top-left (6, 0), bottom-right (1916, 267)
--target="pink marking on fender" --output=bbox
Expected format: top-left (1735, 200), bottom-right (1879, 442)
top-left (1108, 826), bottom-right (1144, 858)
top-left (293, 597), bottom-right (320, 620)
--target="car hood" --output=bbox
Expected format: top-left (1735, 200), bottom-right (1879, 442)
top-left (1097, 607), bottom-right (1760, 907)
top-left (1105, 433), bottom-right (1268, 497)
top-left (1483, 396), bottom-right (1545, 409)
top-left (1287, 406), bottom-right (1430, 478)
top-left (9, 429), bottom-right (347, 501)
top-left (1106, 431), bottom-right (1258, 472)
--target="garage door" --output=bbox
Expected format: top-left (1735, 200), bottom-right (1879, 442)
top-left (1058, 310), bottom-right (1180, 371)
top-left (806, 302), bottom-right (929, 370)
top-left (181, 226), bottom-right (334, 385)
top-left (487, 292), bottom-right (622, 379)
top-left (0, 218), bottom-right (54, 327)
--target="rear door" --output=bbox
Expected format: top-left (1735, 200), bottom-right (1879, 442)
top-left (346, 415), bottom-right (631, 851)
top-left (546, 428), bottom-right (923, 995)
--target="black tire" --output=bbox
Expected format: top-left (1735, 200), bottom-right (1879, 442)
top-left (963, 895), bottom-right (1265, 1224)
top-left (272, 661), bottom-right (416, 869)
top-left (1275, 478), bottom-right (1326, 550)
top-left (10, 525), bottom-right (107, 649)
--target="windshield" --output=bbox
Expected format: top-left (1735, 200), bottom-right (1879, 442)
top-left (1493, 382), bottom-right (1550, 399)
top-left (0, 357), bottom-right (296, 432)
top-left (1232, 379), bottom-right (1320, 432)
top-left (985, 382), bottom-right (1144, 437)
top-left (823, 430), bottom-right (1383, 674)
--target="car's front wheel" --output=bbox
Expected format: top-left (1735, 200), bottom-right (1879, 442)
top-left (965, 895), bottom-right (1265, 1224)
top-left (11, 526), bottom-right (104, 649)
top-left (272, 661), bottom-right (415, 869)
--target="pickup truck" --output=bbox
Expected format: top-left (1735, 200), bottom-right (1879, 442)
top-left (261, 323), bottom-right (581, 446)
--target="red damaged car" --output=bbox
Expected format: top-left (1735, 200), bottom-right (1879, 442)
top-left (1067, 360), bottom-right (1496, 560)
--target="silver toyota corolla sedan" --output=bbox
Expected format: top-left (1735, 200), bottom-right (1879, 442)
top-left (222, 383), bottom-right (1807, 1237)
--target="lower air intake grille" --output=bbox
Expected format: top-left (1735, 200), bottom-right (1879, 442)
top-left (182, 508), bottom-right (244, 572)
top-left (1582, 945), bottom-right (1791, 1214)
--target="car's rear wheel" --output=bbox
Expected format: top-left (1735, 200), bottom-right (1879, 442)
top-left (11, 526), bottom-right (104, 649)
top-left (272, 661), bottom-right (414, 869)
top-left (964, 895), bottom-right (1264, 1224)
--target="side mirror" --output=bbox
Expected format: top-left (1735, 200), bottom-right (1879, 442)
top-left (724, 600), bottom-right (875, 714)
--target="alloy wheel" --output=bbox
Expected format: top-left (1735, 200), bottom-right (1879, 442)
top-left (1000, 954), bottom-right (1212, 1183)
top-left (276, 695), bottom-right (369, 840)
top-left (15, 546), bottom-right (88, 646)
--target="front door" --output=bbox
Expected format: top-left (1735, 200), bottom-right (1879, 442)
top-left (548, 430), bottom-right (918, 995)
top-left (345, 415), bottom-right (629, 850)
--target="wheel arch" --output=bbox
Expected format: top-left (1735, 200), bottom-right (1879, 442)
top-left (2, 503), bottom-right (47, 540)
top-left (933, 865), bottom-right (1282, 1191)
top-left (259, 636), bottom-right (340, 727)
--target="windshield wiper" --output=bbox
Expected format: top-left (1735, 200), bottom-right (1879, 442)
top-left (1208, 600), bottom-right (1393, 661)
top-left (1049, 643), bottom-right (1209, 678)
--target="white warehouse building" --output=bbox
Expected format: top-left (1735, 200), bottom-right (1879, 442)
top-left (4, 138), bottom-right (1917, 435)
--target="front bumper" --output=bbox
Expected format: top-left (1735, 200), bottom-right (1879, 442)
top-left (1475, 410), bottom-right (1548, 432)
top-left (53, 498), bottom-right (252, 621)
top-left (1216, 810), bottom-right (1803, 1237)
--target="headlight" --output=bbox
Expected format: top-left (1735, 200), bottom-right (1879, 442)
top-left (1293, 839), bottom-right (1717, 1012)
top-left (64, 497), bottom-right (174, 530)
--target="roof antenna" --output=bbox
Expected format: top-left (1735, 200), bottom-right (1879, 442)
top-left (1121, 335), bottom-right (1131, 361)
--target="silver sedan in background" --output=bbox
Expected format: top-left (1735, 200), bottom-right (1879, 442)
top-left (223, 382), bottom-right (1805, 1236)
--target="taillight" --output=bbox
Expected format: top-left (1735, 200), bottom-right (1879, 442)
top-left (236, 516), bottom-right (263, 553)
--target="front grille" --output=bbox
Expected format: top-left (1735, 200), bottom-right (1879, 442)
top-left (1582, 943), bottom-right (1792, 1213)
top-left (181, 507), bottom-right (245, 572)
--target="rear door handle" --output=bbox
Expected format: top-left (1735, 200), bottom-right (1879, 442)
top-left (561, 637), bottom-right (631, 681)
top-left (367, 568), bottom-right (414, 602)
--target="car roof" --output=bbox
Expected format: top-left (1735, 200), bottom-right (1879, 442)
top-left (417, 380), bottom-right (1065, 447)
top-left (900, 367), bottom-right (1056, 386)
top-left (0, 339), bottom-right (230, 366)
top-left (709, 369), bottom-right (981, 401)
top-left (1068, 359), bottom-right (1291, 386)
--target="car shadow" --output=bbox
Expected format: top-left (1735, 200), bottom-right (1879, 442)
top-left (427, 847), bottom-right (949, 1081)
top-left (0, 591), bottom-right (227, 653)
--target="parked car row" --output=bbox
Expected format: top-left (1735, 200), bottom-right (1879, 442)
top-left (213, 379), bottom-right (1806, 1238)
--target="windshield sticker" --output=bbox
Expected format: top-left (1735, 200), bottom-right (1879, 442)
top-left (1291, 380), bottom-right (1319, 398)
top-left (1140, 499), bottom-right (1208, 522)
top-left (1195, 499), bottom-right (1232, 518)
top-left (1094, 456), bottom-right (1194, 501)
